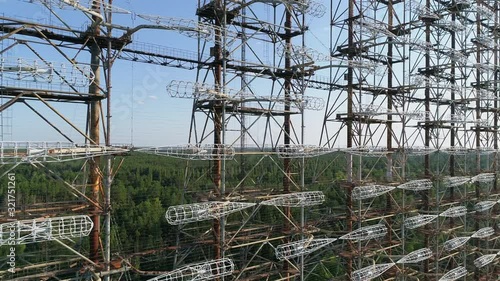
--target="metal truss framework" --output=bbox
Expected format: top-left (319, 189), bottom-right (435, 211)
top-left (318, 0), bottom-right (500, 279)
top-left (3, 0), bottom-right (500, 280)
top-left (167, 0), bottom-right (488, 280)
top-left (0, 0), bottom-right (129, 279)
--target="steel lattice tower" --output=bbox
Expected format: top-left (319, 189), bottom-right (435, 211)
top-left (321, 0), bottom-right (500, 280)
top-left (2, 0), bottom-right (500, 280)
top-left (0, 0), bottom-right (128, 279)
top-left (161, 0), bottom-right (329, 279)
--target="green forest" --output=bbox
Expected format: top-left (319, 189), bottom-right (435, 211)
top-left (0, 151), bottom-right (497, 280)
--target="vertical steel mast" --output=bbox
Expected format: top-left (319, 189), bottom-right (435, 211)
top-left (88, 0), bottom-right (102, 264)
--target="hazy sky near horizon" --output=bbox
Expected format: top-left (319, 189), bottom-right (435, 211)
top-left (1, 0), bottom-right (341, 147)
